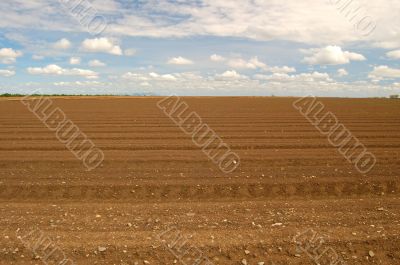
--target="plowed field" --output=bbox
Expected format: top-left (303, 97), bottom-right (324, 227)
top-left (0, 97), bottom-right (399, 265)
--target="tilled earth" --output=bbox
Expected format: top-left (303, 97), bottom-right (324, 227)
top-left (0, 97), bottom-right (399, 265)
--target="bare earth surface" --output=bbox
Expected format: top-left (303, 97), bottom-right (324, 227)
top-left (0, 97), bottom-right (399, 265)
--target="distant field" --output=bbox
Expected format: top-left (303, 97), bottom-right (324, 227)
top-left (0, 97), bottom-right (399, 264)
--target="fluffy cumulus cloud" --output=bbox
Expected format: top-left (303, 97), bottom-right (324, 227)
top-left (386, 50), bottom-right (400, 59)
top-left (337, 68), bottom-right (349, 77)
top-left (149, 72), bottom-right (177, 81)
top-left (368, 65), bottom-right (400, 80)
top-left (215, 70), bottom-right (248, 80)
top-left (167, 56), bottom-right (193, 65)
top-left (268, 66), bottom-right (296, 74)
top-left (81, 38), bottom-right (122, 55)
top-left (53, 38), bottom-right (71, 50)
top-left (122, 72), bottom-right (150, 81)
top-left (27, 64), bottom-right (98, 79)
top-left (210, 54), bottom-right (226, 62)
top-left (88, 59), bottom-right (106, 67)
top-left (227, 57), bottom-right (267, 70)
top-left (213, 55), bottom-right (295, 74)
top-left (0, 69), bottom-right (15, 77)
top-left (302, 46), bottom-right (366, 65)
top-left (0, 48), bottom-right (23, 64)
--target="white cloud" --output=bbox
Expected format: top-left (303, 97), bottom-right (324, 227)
top-left (213, 55), bottom-right (295, 73)
top-left (215, 70), bottom-right (247, 80)
top-left (69, 57), bottom-right (81, 65)
top-left (88, 59), bottom-right (106, 67)
top-left (27, 64), bottom-right (99, 79)
top-left (254, 71), bottom-right (332, 83)
top-left (117, 69), bottom-right (389, 97)
top-left (210, 54), bottom-right (226, 62)
top-left (13, 67), bottom-right (400, 97)
top-left (1, 1), bottom-right (400, 49)
top-left (81, 38), bottom-right (122, 55)
top-left (54, 81), bottom-right (105, 86)
top-left (53, 80), bottom-right (110, 87)
top-left (174, 72), bottom-right (203, 80)
top-left (0, 48), bottom-right (23, 64)
top-left (122, 71), bottom-right (178, 81)
top-left (149, 72), bottom-right (177, 81)
top-left (167, 56), bottom-right (193, 65)
top-left (337, 68), bottom-right (349, 77)
top-left (0, 69), bottom-right (15, 77)
top-left (53, 38), bottom-right (71, 50)
top-left (124, 48), bottom-right (136, 56)
top-left (302, 46), bottom-right (366, 65)
top-left (386, 50), bottom-right (400, 59)
top-left (267, 66), bottom-right (296, 74)
top-left (227, 57), bottom-right (267, 70)
top-left (28, 64), bottom-right (64, 75)
top-left (105, 1), bottom-right (375, 45)
top-left (3, 1), bottom-right (400, 97)
top-left (122, 72), bottom-right (150, 81)
top-left (369, 65), bottom-right (400, 80)
top-left (300, 72), bottom-right (332, 82)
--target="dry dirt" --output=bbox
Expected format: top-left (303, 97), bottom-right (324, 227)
top-left (0, 97), bottom-right (399, 265)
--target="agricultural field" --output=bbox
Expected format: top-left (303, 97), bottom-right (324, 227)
top-left (0, 97), bottom-right (399, 265)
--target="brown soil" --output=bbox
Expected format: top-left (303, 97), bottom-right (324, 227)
top-left (0, 97), bottom-right (399, 265)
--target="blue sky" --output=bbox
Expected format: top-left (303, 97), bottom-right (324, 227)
top-left (0, 0), bottom-right (400, 96)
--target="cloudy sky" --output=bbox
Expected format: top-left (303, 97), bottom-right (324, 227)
top-left (0, 0), bottom-right (400, 96)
